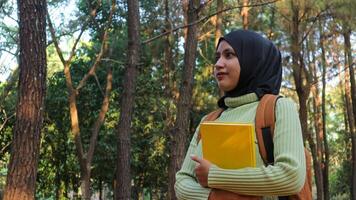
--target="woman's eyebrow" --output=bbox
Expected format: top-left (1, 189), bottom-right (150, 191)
top-left (222, 48), bottom-right (235, 53)
top-left (216, 47), bottom-right (234, 54)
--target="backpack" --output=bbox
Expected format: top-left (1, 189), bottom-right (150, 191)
top-left (197, 94), bottom-right (312, 200)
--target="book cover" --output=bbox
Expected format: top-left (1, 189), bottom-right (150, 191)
top-left (200, 122), bottom-right (256, 169)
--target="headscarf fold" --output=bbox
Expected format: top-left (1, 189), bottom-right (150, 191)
top-left (216, 30), bottom-right (282, 108)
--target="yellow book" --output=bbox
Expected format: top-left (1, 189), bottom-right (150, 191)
top-left (200, 122), bottom-right (256, 169)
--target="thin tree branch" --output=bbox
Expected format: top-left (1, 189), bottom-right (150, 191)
top-left (197, 0), bottom-right (215, 13)
top-left (75, 1), bottom-right (116, 91)
top-left (0, 68), bottom-right (19, 104)
top-left (47, 12), bottom-right (67, 65)
top-left (0, 141), bottom-right (11, 158)
top-left (47, 11), bottom-right (93, 65)
top-left (281, 84), bottom-right (296, 91)
top-left (87, 67), bottom-right (112, 166)
top-left (101, 58), bottom-right (125, 65)
top-left (94, 73), bottom-right (105, 97)
top-left (0, 48), bottom-right (17, 57)
top-left (46, 28), bottom-right (82, 47)
top-left (299, 7), bottom-right (330, 45)
top-left (283, 62), bottom-right (354, 92)
top-left (0, 112), bottom-right (15, 132)
top-left (0, 25), bottom-right (18, 43)
top-left (266, 3), bottom-right (290, 22)
top-left (67, 22), bottom-right (90, 63)
top-left (142, 0), bottom-right (281, 44)
top-left (310, 62), bottom-right (355, 87)
top-left (198, 30), bottom-right (214, 41)
top-left (3, 13), bottom-right (18, 24)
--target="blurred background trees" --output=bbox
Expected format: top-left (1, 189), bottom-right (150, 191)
top-left (0, 0), bottom-right (355, 199)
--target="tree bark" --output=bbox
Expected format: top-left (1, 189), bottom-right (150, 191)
top-left (214, 0), bottom-right (223, 47)
top-left (168, 0), bottom-right (200, 199)
top-left (99, 179), bottom-right (103, 200)
top-left (289, 1), bottom-right (324, 199)
top-left (343, 28), bottom-right (356, 200)
top-left (343, 25), bottom-right (356, 136)
top-left (3, 0), bottom-right (47, 199)
top-left (319, 23), bottom-right (329, 200)
top-left (115, 0), bottom-right (140, 199)
top-left (241, 0), bottom-right (249, 30)
top-left (164, 1), bottom-right (177, 198)
top-left (310, 55), bottom-right (325, 200)
top-left (335, 41), bottom-right (350, 170)
top-left (267, 4), bottom-right (276, 40)
top-left (215, 0), bottom-right (224, 97)
top-left (309, 33), bottom-right (326, 200)
top-left (163, 0), bottom-right (175, 128)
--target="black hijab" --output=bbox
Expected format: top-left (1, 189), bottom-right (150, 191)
top-left (217, 29), bottom-right (282, 108)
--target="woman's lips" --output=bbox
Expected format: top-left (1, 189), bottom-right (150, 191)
top-left (216, 72), bottom-right (228, 81)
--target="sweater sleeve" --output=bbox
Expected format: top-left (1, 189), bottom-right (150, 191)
top-left (207, 98), bottom-right (306, 196)
top-left (175, 122), bottom-right (212, 200)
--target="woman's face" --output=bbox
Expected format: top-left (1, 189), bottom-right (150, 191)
top-left (214, 40), bottom-right (241, 92)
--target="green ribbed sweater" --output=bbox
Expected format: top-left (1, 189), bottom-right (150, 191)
top-left (175, 93), bottom-right (306, 200)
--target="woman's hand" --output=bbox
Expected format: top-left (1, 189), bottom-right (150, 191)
top-left (191, 155), bottom-right (212, 187)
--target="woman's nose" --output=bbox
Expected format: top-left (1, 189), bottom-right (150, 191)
top-left (214, 58), bottom-right (224, 69)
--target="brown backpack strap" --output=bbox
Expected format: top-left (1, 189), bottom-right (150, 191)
top-left (196, 108), bottom-right (224, 144)
top-left (255, 94), bottom-right (281, 165)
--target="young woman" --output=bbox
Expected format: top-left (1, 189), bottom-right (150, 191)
top-left (174, 30), bottom-right (306, 200)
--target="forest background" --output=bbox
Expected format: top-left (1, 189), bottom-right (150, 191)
top-left (0, 0), bottom-right (355, 199)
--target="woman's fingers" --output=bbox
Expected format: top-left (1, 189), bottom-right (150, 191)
top-left (190, 154), bottom-right (202, 164)
top-left (191, 155), bottom-right (211, 187)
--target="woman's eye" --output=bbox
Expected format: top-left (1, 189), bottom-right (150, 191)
top-left (226, 52), bottom-right (234, 58)
top-left (215, 56), bottom-right (220, 62)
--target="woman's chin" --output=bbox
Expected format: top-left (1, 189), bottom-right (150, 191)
top-left (218, 81), bottom-right (237, 93)
top-left (218, 85), bottom-right (231, 93)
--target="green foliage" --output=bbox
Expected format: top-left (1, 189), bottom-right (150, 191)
top-left (1, 0), bottom-right (355, 198)
top-left (0, 80), bottom-right (17, 192)
top-left (330, 161), bottom-right (351, 199)
top-left (37, 70), bottom-right (77, 199)
top-left (324, 85), bottom-right (352, 198)
top-left (130, 65), bottom-right (170, 198)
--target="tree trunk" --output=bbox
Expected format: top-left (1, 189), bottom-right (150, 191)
top-left (215, 0), bottom-right (224, 97)
top-left (164, 0), bottom-right (177, 198)
top-left (319, 23), bottom-right (329, 200)
top-left (267, 4), bottom-right (276, 40)
top-left (99, 179), bottom-right (103, 200)
top-left (343, 28), bottom-right (356, 133)
top-left (300, 91), bottom-right (323, 200)
top-left (289, 1), bottom-right (324, 199)
top-left (3, 0), bottom-right (47, 199)
top-left (309, 34), bottom-right (326, 200)
top-left (241, 0), bottom-right (249, 30)
top-left (168, 0), bottom-right (200, 199)
top-left (214, 0), bottom-right (223, 47)
top-left (343, 29), bottom-right (356, 200)
top-left (163, 0), bottom-right (175, 130)
top-left (336, 44), bottom-right (350, 169)
top-left (81, 170), bottom-right (91, 200)
top-left (62, 60), bottom-right (92, 200)
top-left (311, 64), bottom-right (325, 200)
top-left (115, 0), bottom-right (140, 199)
